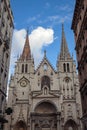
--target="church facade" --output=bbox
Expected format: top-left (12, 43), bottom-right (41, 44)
top-left (5, 25), bottom-right (82, 130)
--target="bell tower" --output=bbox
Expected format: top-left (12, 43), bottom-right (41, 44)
top-left (6, 30), bottom-right (35, 130)
top-left (57, 24), bottom-right (77, 98)
top-left (15, 30), bottom-right (34, 75)
top-left (56, 24), bottom-right (82, 130)
top-left (57, 24), bottom-right (75, 73)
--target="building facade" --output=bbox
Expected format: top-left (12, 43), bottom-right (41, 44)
top-left (71, 0), bottom-right (87, 129)
top-left (0, 0), bottom-right (14, 128)
top-left (5, 25), bottom-right (82, 130)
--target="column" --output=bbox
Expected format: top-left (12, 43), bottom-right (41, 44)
top-left (57, 112), bottom-right (61, 130)
top-left (50, 120), bottom-right (53, 130)
top-left (31, 120), bottom-right (35, 130)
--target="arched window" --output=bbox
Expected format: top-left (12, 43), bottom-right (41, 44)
top-left (41, 76), bottom-right (50, 89)
top-left (44, 63), bottom-right (48, 71)
top-left (67, 63), bottom-right (70, 72)
top-left (22, 64), bottom-right (24, 73)
top-left (63, 63), bottom-right (66, 72)
top-left (25, 64), bottom-right (28, 73)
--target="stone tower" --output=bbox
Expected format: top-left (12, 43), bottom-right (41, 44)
top-left (5, 25), bottom-right (82, 130)
top-left (57, 24), bottom-right (82, 130)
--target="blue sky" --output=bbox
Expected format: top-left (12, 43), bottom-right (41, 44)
top-left (10, 0), bottom-right (76, 76)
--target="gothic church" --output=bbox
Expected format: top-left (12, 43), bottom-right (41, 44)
top-left (5, 25), bottom-right (82, 130)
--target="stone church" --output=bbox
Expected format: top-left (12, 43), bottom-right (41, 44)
top-left (5, 25), bottom-right (82, 130)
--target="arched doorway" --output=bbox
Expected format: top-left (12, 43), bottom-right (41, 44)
top-left (64, 119), bottom-right (78, 130)
top-left (13, 120), bottom-right (27, 130)
top-left (30, 101), bottom-right (59, 130)
top-left (34, 101), bottom-right (57, 113)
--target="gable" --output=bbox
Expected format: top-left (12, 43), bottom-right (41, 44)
top-left (35, 57), bottom-right (56, 74)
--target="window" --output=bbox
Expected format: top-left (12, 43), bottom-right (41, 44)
top-left (25, 64), bottom-right (28, 73)
top-left (7, 15), bottom-right (9, 20)
top-left (67, 63), bottom-right (70, 72)
top-left (82, 5), bottom-right (84, 10)
top-left (41, 76), bottom-right (50, 89)
top-left (1, 67), bottom-right (3, 73)
top-left (63, 63), bottom-right (66, 72)
top-left (83, 35), bottom-right (84, 40)
top-left (38, 72), bottom-right (40, 76)
top-left (4, 7), bottom-right (6, 12)
top-left (4, 73), bottom-right (6, 78)
top-left (64, 77), bottom-right (71, 83)
top-left (2, 17), bottom-right (5, 27)
top-left (22, 64), bottom-right (24, 73)
top-left (51, 72), bottom-right (53, 75)
top-left (44, 63), bottom-right (48, 71)
top-left (65, 77), bottom-right (69, 83)
top-left (79, 15), bottom-right (81, 20)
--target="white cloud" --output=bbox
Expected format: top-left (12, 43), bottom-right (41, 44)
top-left (10, 26), bottom-right (54, 75)
top-left (29, 27), bottom-right (54, 65)
top-left (12, 29), bottom-right (26, 54)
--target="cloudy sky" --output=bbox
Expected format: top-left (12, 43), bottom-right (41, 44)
top-left (10, 0), bottom-right (76, 77)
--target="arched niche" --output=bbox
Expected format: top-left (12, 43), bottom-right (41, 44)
top-left (13, 120), bottom-right (27, 130)
top-left (64, 119), bottom-right (78, 130)
top-left (34, 101), bottom-right (57, 114)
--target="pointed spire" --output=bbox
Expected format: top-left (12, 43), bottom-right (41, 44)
top-left (21, 29), bottom-right (31, 60)
top-left (59, 24), bottom-right (71, 60)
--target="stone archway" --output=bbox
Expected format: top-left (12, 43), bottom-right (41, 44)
top-left (30, 101), bottom-right (60, 130)
top-left (64, 119), bottom-right (78, 130)
top-left (34, 101), bottom-right (57, 113)
top-left (13, 120), bottom-right (27, 130)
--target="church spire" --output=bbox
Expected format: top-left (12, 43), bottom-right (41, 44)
top-left (21, 30), bottom-right (31, 60)
top-left (59, 24), bottom-right (71, 60)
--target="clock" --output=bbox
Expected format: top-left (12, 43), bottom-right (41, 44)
top-left (20, 80), bottom-right (27, 87)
